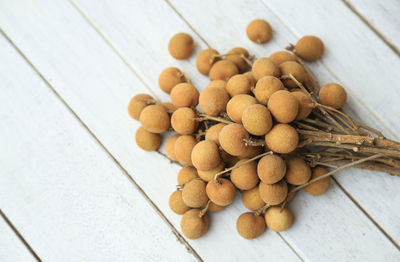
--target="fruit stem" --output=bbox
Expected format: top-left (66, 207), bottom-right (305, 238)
top-left (194, 114), bottom-right (234, 125)
top-left (255, 204), bottom-right (270, 216)
top-left (243, 138), bottom-right (266, 147)
top-left (199, 200), bottom-right (211, 217)
top-left (156, 150), bottom-right (183, 167)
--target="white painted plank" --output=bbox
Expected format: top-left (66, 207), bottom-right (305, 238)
top-left (0, 215), bottom-right (36, 262)
top-left (345, 0), bottom-right (400, 52)
top-left (0, 32), bottom-right (197, 261)
top-left (0, 0), bottom-right (300, 261)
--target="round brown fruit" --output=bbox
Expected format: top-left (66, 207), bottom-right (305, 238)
top-left (265, 207), bottom-right (294, 232)
top-left (177, 166), bottom-right (199, 185)
top-left (170, 83), bottom-right (200, 108)
top-left (265, 124), bottom-right (299, 154)
top-left (206, 80), bottom-right (227, 91)
top-left (135, 127), bottom-right (161, 151)
top-left (304, 166), bottom-right (331, 196)
top-left (181, 209), bottom-right (209, 239)
top-left (209, 60), bottom-right (239, 81)
top-left (268, 90), bottom-right (299, 123)
top-left (198, 161), bottom-right (225, 182)
top-left (241, 185), bottom-right (266, 211)
top-left (253, 76), bottom-right (284, 105)
top-left (242, 104), bottom-right (273, 136)
top-left (226, 94), bottom-right (257, 123)
top-left (158, 67), bottom-right (186, 94)
top-left (161, 102), bottom-right (177, 112)
top-left (165, 134), bottom-right (180, 160)
top-left (243, 72), bottom-right (256, 88)
top-left (226, 47), bottom-right (251, 72)
top-left (238, 146), bottom-right (263, 160)
top-left (295, 35), bottom-right (324, 61)
top-left (269, 51), bottom-right (296, 65)
top-left (291, 91), bottom-right (313, 120)
top-left (127, 94), bottom-right (154, 120)
top-left (219, 123), bottom-right (250, 156)
top-left (236, 212), bottom-right (266, 239)
top-left (208, 202), bottom-right (225, 212)
top-left (259, 180), bottom-right (288, 205)
top-left (199, 87), bottom-right (229, 116)
top-left (230, 159), bottom-right (259, 190)
top-left (191, 140), bottom-right (221, 171)
top-left (257, 155), bottom-right (286, 184)
top-left (252, 58), bottom-right (280, 81)
top-left (206, 178), bottom-right (236, 206)
top-left (196, 48), bottom-right (219, 75)
top-left (205, 123), bottom-right (226, 146)
top-left (139, 104), bottom-right (170, 133)
top-left (168, 33), bottom-right (194, 60)
top-left (171, 107), bottom-right (199, 135)
top-left (279, 61), bottom-right (306, 89)
top-left (182, 179), bottom-right (209, 208)
top-left (246, 19), bottom-right (272, 44)
top-left (169, 190), bottom-right (190, 215)
top-left (285, 157), bottom-right (311, 185)
top-left (319, 83), bottom-right (347, 109)
top-left (175, 135), bottom-right (197, 166)
top-left (226, 74), bottom-right (252, 96)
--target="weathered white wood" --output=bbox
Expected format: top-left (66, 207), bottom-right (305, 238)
top-left (0, 0), bottom-right (300, 261)
top-left (0, 32), bottom-right (197, 261)
top-left (345, 0), bottom-right (400, 52)
top-left (0, 216), bottom-right (36, 262)
top-left (169, 0), bottom-right (400, 250)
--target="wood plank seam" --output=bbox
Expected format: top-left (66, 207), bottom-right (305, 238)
top-left (276, 233), bottom-right (305, 262)
top-left (0, 209), bottom-right (41, 262)
top-left (0, 28), bottom-right (203, 262)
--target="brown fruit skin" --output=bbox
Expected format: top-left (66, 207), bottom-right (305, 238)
top-left (169, 191), bottom-right (190, 215)
top-left (238, 146), bottom-right (263, 160)
top-left (265, 124), bottom-right (299, 154)
top-left (246, 19), bottom-right (272, 44)
top-left (171, 107), bottom-right (199, 135)
top-left (209, 60), bottom-right (239, 81)
top-left (139, 104), bottom-right (170, 133)
top-left (243, 72), bottom-right (256, 88)
top-left (252, 58), bottom-right (280, 81)
top-left (226, 47), bottom-right (251, 72)
top-left (206, 178), bottom-right (237, 206)
top-left (253, 76), bottom-right (285, 105)
top-left (226, 94), bottom-right (257, 123)
top-left (304, 73), bottom-right (315, 92)
top-left (241, 186), bottom-right (266, 211)
top-left (268, 90), bottom-right (299, 123)
top-left (135, 127), bottom-right (161, 151)
top-left (170, 83), bottom-right (200, 108)
top-left (199, 87), bottom-right (229, 116)
top-left (161, 102), bottom-right (177, 112)
top-left (295, 35), bottom-right (324, 61)
top-left (259, 180), bottom-right (288, 205)
top-left (236, 212), bottom-right (266, 239)
top-left (165, 134), bottom-right (180, 160)
top-left (220, 150), bottom-right (240, 168)
top-left (191, 140), bottom-right (221, 171)
top-left (291, 91), bottom-right (313, 120)
top-left (196, 48), bottom-right (219, 75)
top-left (181, 209), bottom-right (209, 239)
top-left (285, 157), bottom-right (312, 185)
top-left (319, 83), bottom-right (347, 109)
top-left (208, 202), bottom-right (225, 212)
top-left (175, 135), bottom-right (197, 166)
top-left (198, 161), bottom-right (225, 182)
top-left (219, 123), bottom-right (250, 156)
top-left (158, 67), bottom-right (186, 94)
top-left (177, 166), bottom-right (199, 185)
top-left (206, 80), bottom-right (227, 91)
top-left (242, 104), bottom-right (273, 136)
top-left (265, 207), bottom-right (294, 232)
top-left (279, 61), bottom-right (306, 89)
top-left (226, 74), bottom-right (252, 96)
top-left (230, 159), bottom-right (259, 190)
top-left (269, 51), bottom-right (296, 65)
top-left (127, 94), bottom-right (154, 120)
top-left (257, 155), bottom-right (286, 184)
top-left (287, 184), bottom-right (297, 202)
top-left (182, 179), bottom-right (209, 208)
top-left (304, 166), bottom-right (331, 196)
top-left (168, 33), bottom-right (194, 60)
top-left (205, 123), bottom-right (226, 146)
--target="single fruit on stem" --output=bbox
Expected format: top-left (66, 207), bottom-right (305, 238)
top-left (265, 207), bottom-right (294, 232)
top-left (180, 209), bottom-right (209, 239)
top-left (206, 178), bottom-right (236, 206)
top-left (236, 212), bottom-right (266, 239)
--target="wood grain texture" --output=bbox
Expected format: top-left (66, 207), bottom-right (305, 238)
top-left (0, 30), bottom-right (197, 262)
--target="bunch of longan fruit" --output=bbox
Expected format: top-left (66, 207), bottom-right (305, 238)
top-left (128, 19), bottom-right (359, 240)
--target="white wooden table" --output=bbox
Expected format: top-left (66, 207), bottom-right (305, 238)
top-left (0, 0), bottom-right (399, 261)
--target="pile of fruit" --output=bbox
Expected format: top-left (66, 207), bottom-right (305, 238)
top-left (128, 19), bottom-right (400, 240)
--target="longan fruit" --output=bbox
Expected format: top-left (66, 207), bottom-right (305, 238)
top-left (285, 157), bottom-right (312, 185)
top-left (226, 74), bottom-right (252, 96)
top-left (265, 124), bottom-right (299, 154)
top-left (127, 94), bottom-right (154, 120)
top-left (241, 186), bottom-right (265, 211)
top-left (268, 90), bottom-right (299, 123)
top-left (181, 209), bottom-right (209, 239)
top-left (242, 104), bottom-right (273, 136)
top-left (226, 47), bottom-right (251, 72)
top-left (265, 207), bottom-right (294, 232)
top-left (171, 107), bottom-right (199, 135)
top-left (205, 123), bottom-right (226, 146)
top-left (304, 166), bottom-right (331, 196)
top-left (304, 73), bottom-right (315, 92)
top-left (257, 155), bottom-right (286, 184)
top-left (295, 35), bottom-right (324, 61)
top-left (161, 102), bottom-right (177, 112)
top-left (170, 83), bottom-right (200, 108)
top-left (209, 60), bottom-right (239, 81)
top-left (219, 123), bottom-right (250, 156)
top-left (208, 202), bottom-right (225, 213)
top-left (246, 19), bottom-right (272, 44)
top-left (279, 61), bottom-right (306, 89)
top-left (182, 179), bottom-right (209, 208)
top-left (169, 190), bottom-right (190, 215)
top-left (220, 150), bottom-right (240, 168)
top-left (259, 180), bottom-right (288, 205)
top-left (198, 161), bottom-right (225, 182)
top-left (206, 80), bottom-right (227, 91)
top-left (236, 212), bottom-right (266, 239)
top-left (139, 104), bottom-right (170, 133)
top-left (230, 159), bottom-right (259, 190)
top-left (191, 140), bottom-right (221, 171)
top-left (291, 91), bottom-right (313, 120)
top-left (243, 72), bottom-right (256, 88)
top-left (319, 83), bottom-right (347, 109)
top-left (177, 166), bottom-right (199, 185)
top-left (238, 146), bottom-right (263, 160)
top-left (158, 67), bottom-right (186, 94)
top-left (252, 58), bottom-right (280, 81)
top-left (269, 51), bottom-right (296, 65)
top-left (253, 76), bottom-right (284, 105)
top-left (199, 87), bottom-right (229, 116)
top-left (135, 127), bottom-right (161, 151)
top-left (168, 33), bottom-right (194, 60)
top-left (226, 94), bottom-right (257, 123)
top-left (175, 135), bottom-right (197, 166)
top-left (196, 48), bottom-right (219, 75)
top-left (206, 178), bottom-right (236, 206)
top-left (165, 134), bottom-right (180, 160)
